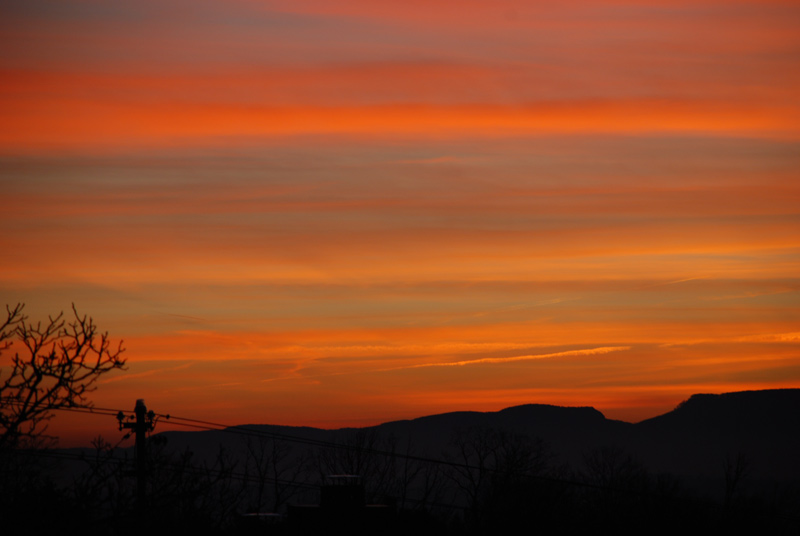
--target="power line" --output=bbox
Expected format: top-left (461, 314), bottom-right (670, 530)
top-left (5, 401), bottom-right (622, 496)
top-left (6, 401), bottom-right (800, 524)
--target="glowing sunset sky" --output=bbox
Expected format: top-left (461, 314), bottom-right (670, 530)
top-left (1, 0), bottom-right (799, 445)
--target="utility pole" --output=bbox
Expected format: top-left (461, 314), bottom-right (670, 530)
top-left (117, 399), bottom-right (157, 518)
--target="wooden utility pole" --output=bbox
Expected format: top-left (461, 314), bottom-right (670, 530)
top-left (118, 399), bottom-right (156, 517)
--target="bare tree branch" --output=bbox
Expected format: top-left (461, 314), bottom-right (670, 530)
top-left (0, 303), bottom-right (126, 448)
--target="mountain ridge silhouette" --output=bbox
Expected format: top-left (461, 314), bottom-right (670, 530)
top-left (155, 388), bottom-right (800, 484)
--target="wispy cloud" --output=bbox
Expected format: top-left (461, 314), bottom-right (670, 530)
top-left (99, 363), bottom-right (195, 384)
top-left (638, 277), bottom-right (705, 289)
top-left (736, 332), bottom-right (800, 343)
top-left (388, 346), bottom-right (631, 370)
top-left (257, 346), bottom-right (631, 383)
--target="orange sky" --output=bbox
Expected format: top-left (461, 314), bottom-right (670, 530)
top-left (1, 0), bottom-right (799, 446)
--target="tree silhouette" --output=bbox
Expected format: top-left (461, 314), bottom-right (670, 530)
top-left (444, 427), bottom-right (553, 530)
top-left (316, 428), bottom-right (398, 501)
top-left (243, 433), bottom-right (312, 513)
top-left (0, 303), bottom-right (126, 448)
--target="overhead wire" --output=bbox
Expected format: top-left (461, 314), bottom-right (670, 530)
top-left (5, 402), bottom-right (799, 523)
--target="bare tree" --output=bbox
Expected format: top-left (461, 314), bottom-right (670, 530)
top-left (444, 427), bottom-right (503, 514)
top-left (0, 303), bottom-right (126, 448)
top-left (393, 435), bottom-right (425, 510)
top-left (243, 434), bottom-right (312, 513)
top-left (723, 451), bottom-right (751, 510)
top-left (317, 428), bottom-right (398, 501)
top-left (582, 445), bottom-right (645, 490)
top-left (444, 426), bottom-right (554, 530)
top-left (71, 436), bottom-right (132, 522)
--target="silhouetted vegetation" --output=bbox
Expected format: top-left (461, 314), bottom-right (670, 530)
top-left (2, 389), bottom-right (800, 534)
top-left (0, 304), bottom-right (126, 534)
top-left (0, 303), bottom-right (125, 449)
top-left (2, 424), bottom-right (798, 535)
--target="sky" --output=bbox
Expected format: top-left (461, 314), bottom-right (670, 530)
top-left (1, 0), bottom-right (799, 446)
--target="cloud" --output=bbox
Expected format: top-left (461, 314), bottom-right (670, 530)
top-left (392, 345), bottom-right (631, 370)
top-left (736, 332), bottom-right (800, 343)
top-left (99, 362), bottom-right (194, 384)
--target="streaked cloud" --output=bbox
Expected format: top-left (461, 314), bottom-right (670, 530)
top-left (393, 346), bottom-right (631, 369)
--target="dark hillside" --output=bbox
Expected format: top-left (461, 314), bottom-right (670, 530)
top-left (631, 389), bottom-right (800, 481)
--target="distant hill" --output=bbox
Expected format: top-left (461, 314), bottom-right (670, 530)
top-left (155, 388), bottom-right (800, 485)
top-left (631, 389), bottom-right (800, 480)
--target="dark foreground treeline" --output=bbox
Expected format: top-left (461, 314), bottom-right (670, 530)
top-left (2, 425), bottom-right (799, 536)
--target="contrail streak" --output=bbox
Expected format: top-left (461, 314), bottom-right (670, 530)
top-left (388, 346), bottom-right (631, 370)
